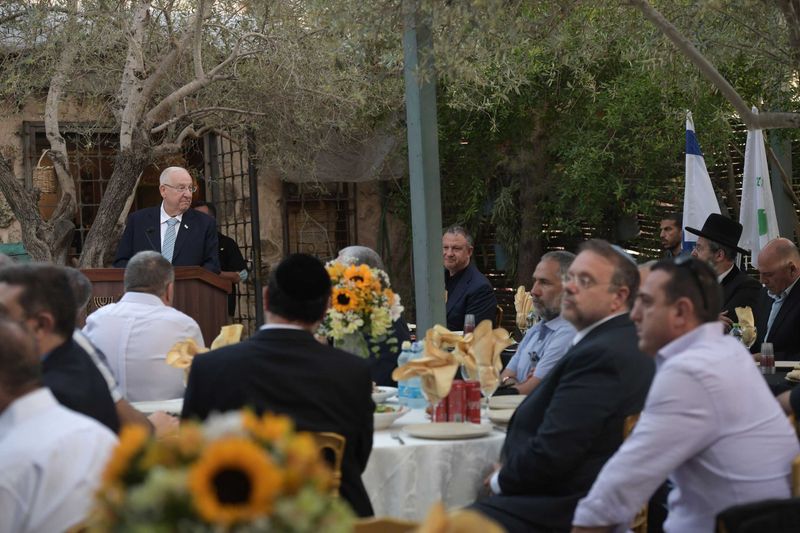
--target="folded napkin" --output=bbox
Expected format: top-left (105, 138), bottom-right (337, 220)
top-left (210, 324), bottom-right (244, 350)
top-left (416, 502), bottom-right (505, 533)
top-left (735, 306), bottom-right (756, 347)
top-left (166, 338), bottom-right (209, 384)
top-left (514, 286), bottom-right (533, 330)
top-left (392, 322), bottom-right (513, 403)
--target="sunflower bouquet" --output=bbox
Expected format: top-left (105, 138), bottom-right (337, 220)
top-left (318, 259), bottom-right (404, 357)
top-left (89, 411), bottom-right (354, 532)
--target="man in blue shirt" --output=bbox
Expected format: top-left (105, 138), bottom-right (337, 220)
top-left (500, 251), bottom-right (576, 395)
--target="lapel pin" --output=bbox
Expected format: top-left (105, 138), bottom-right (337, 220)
top-left (184, 224), bottom-right (189, 229)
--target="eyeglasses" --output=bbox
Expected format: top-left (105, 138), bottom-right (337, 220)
top-left (162, 183), bottom-right (197, 194)
top-left (561, 273), bottom-right (610, 291)
top-left (673, 255), bottom-right (708, 311)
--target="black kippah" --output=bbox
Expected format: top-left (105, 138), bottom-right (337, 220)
top-left (274, 254), bottom-right (331, 301)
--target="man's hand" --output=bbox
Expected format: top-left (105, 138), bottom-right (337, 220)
top-left (483, 462), bottom-right (501, 491)
top-left (148, 411), bottom-right (179, 439)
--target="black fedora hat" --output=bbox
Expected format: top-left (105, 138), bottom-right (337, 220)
top-left (685, 213), bottom-right (749, 255)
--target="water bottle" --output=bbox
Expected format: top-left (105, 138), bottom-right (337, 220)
top-left (730, 323), bottom-right (743, 344)
top-left (396, 341), bottom-right (413, 406)
top-left (405, 341), bottom-right (428, 409)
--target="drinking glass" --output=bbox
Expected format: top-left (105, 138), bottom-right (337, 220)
top-left (463, 314), bottom-right (476, 335)
top-left (477, 364), bottom-right (500, 422)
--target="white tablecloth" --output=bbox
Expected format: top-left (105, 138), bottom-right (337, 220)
top-left (362, 406), bottom-right (505, 520)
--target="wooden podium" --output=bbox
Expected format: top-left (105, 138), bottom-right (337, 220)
top-left (82, 267), bottom-right (232, 346)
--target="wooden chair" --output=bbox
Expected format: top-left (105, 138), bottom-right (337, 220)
top-left (793, 453), bottom-right (800, 498)
top-left (623, 413), bottom-right (648, 533)
top-left (495, 304), bottom-right (504, 327)
top-left (354, 517), bottom-right (418, 533)
top-left (313, 432), bottom-right (346, 496)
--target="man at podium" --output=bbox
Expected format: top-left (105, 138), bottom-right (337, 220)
top-left (113, 167), bottom-right (220, 273)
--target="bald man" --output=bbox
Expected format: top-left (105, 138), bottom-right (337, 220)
top-left (752, 238), bottom-right (800, 360)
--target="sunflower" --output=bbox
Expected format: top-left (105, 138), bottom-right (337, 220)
top-left (331, 287), bottom-right (359, 313)
top-left (188, 437), bottom-right (284, 525)
top-left (326, 262), bottom-right (346, 281)
top-left (283, 433), bottom-right (331, 494)
top-left (242, 411), bottom-right (293, 443)
top-left (102, 424), bottom-right (150, 487)
top-left (344, 264), bottom-right (373, 288)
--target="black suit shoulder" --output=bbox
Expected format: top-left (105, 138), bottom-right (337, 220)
top-left (721, 266), bottom-right (761, 321)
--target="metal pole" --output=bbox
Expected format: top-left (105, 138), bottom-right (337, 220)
top-left (246, 131), bottom-right (264, 326)
top-left (403, 0), bottom-right (445, 333)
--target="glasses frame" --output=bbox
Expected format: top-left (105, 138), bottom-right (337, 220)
top-left (162, 183), bottom-right (198, 194)
top-left (673, 255), bottom-right (709, 312)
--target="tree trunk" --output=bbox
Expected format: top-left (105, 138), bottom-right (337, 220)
top-left (515, 109), bottom-right (551, 287)
top-left (78, 147), bottom-right (153, 267)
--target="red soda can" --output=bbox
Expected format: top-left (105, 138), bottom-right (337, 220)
top-left (465, 381), bottom-right (482, 424)
top-left (448, 381), bottom-right (466, 422)
top-left (433, 398), bottom-right (448, 422)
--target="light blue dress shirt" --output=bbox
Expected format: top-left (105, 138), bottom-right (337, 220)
top-left (506, 315), bottom-right (576, 381)
top-left (573, 322), bottom-right (799, 533)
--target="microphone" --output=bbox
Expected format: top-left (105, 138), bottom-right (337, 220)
top-left (145, 227), bottom-right (157, 252)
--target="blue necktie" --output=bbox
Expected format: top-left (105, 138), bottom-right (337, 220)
top-left (162, 218), bottom-right (178, 263)
top-left (765, 294), bottom-right (784, 341)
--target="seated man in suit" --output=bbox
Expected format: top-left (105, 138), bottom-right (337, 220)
top-left (443, 225), bottom-right (497, 330)
top-left (687, 213), bottom-right (761, 330)
top-left (572, 257), bottom-right (798, 533)
top-left (751, 238), bottom-right (800, 359)
top-left (336, 245), bottom-right (410, 386)
top-left (113, 166), bottom-right (220, 273)
top-left (0, 263), bottom-right (119, 433)
top-left (0, 317), bottom-right (117, 533)
top-left (471, 239), bottom-right (655, 533)
top-left (182, 253), bottom-right (375, 517)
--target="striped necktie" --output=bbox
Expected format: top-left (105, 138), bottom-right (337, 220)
top-left (162, 218), bottom-right (179, 263)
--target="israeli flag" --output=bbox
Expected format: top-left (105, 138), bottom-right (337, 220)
top-left (739, 106), bottom-right (780, 268)
top-left (683, 111), bottom-right (720, 252)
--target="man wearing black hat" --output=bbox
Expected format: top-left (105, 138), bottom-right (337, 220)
top-left (687, 214), bottom-right (761, 329)
top-left (182, 253), bottom-right (375, 517)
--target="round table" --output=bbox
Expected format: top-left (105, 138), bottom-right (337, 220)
top-left (362, 406), bottom-right (505, 520)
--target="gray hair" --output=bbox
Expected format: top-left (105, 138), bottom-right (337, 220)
top-left (124, 251), bottom-right (174, 296)
top-left (337, 246), bottom-right (385, 270)
top-left (159, 166), bottom-right (184, 185)
top-left (63, 267), bottom-right (93, 309)
top-left (540, 251), bottom-right (576, 278)
top-left (443, 225), bottom-right (474, 247)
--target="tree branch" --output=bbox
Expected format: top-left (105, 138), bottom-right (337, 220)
top-left (117, 0), bottom-right (151, 150)
top-left (150, 107), bottom-right (268, 134)
top-left (192, 0), bottom-right (206, 80)
top-left (153, 125), bottom-right (215, 157)
top-left (630, 0), bottom-right (800, 130)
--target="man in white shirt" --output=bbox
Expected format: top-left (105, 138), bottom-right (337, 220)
top-left (0, 317), bottom-right (117, 533)
top-left (572, 256), bottom-right (799, 533)
top-left (84, 251), bottom-right (204, 402)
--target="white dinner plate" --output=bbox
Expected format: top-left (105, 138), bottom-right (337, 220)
top-left (131, 398), bottom-right (183, 415)
top-left (488, 408), bottom-right (515, 425)
top-left (404, 422), bottom-right (492, 440)
top-left (776, 361), bottom-right (800, 369)
top-left (489, 395), bottom-right (525, 410)
top-left (372, 386), bottom-right (398, 403)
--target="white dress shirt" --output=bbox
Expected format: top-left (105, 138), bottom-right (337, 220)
top-left (573, 322), bottom-right (799, 533)
top-left (0, 388), bottom-right (117, 533)
top-left (83, 291), bottom-right (204, 402)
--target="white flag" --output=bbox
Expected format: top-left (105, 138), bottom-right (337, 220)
top-left (683, 111), bottom-right (720, 252)
top-left (739, 107), bottom-right (780, 268)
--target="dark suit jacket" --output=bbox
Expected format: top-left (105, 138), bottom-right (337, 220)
top-left (445, 262), bottom-right (497, 330)
top-left (367, 317), bottom-right (411, 387)
top-left (753, 280), bottom-right (800, 359)
top-left (182, 327), bottom-right (375, 517)
top-left (42, 337), bottom-right (120, 434)
top-left (113, 206), bottom-right (220, 272)
top-left (474, 314), bottom-right (654, 532)
top-left (720, 265), bottom-right (761, 323)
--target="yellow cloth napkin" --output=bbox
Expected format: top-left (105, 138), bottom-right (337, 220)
top-left (210, 324), bottom-right (244, 350)
top-left (457, 320), bottom-right (512, 393)
top-left (416, 502), bottom-right (505, 533)
top-left (514, 286), bottom-right (533, 330)
top-left (165, 338), bottom-right (208, 369)
top-left (735, 306), bottom-right (756, 347)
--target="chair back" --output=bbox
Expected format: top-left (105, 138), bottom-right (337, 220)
top-left (313, 432), bottom-right (346, 496)
top-left (793, 453), bottom-right (800, 498)
top-left (354, 517), bottom-right (418, 533)
top-left (623, 413), bottom-right (647, 533)
top-left (495, 305), bottom-right (504, 327)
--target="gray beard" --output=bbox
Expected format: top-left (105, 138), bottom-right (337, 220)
top-left (539, 307), bottom-right (560, 321)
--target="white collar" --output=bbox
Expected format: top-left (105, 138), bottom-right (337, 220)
top-left (768, 275), bottom-right (800, 301)
top-left (160, 202), bottom-right (184, 224)
top-left (717, 264), bottom-right (734, 283)
top-left (259, 323), bottom-right (307, 332)
top-left (571, 311), bottom-right (626, 346)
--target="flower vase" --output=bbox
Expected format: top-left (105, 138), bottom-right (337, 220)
top-left (335, 332), bottom-right (370, 358)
